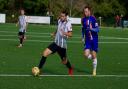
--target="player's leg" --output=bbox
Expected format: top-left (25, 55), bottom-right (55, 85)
top-left (18, 32), bottom-right (24, 47)
top-left (57, 48), bottom-right (73, 75)
top-left (23, 33), bottom-right (26, 40)
top-left (23, 30), bottom-right (27, 40)
top-left (38, 48), bottom-right (52, 69)
top-left (91, 40), bottom-right (98, 76)
top-left (32, 48), bottom-right (52, 76)
top-left (91, 51), bottom-right (97, 76)
top-left (38, 43), bottom-right (58, 69)
top-left (84, 41), bottom-right (92, 59)
top-left (84, 49), bottom-right (92, 59)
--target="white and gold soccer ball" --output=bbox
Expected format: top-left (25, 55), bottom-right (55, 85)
top-left (32, 67), bottom-right (40, 76)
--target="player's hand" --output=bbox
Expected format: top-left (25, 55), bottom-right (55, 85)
top-left (50, 32), bottom-right (55, 38)
top-left (90, 23), bottom-right (92, 30)
top-left (62, 31), bottom-right (67, 36)
top-left (82, 38), bottom-right (85, 43)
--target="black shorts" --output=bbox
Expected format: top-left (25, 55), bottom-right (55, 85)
top-left (47, 42), bottom-right (67, 60)
top-left (18, 32), bottom-right (25, 36)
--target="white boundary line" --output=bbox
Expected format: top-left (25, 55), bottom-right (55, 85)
top-left (1, 30), bottom-right (128, 38)
top-left (0, 31), bottom-right (50, 35)
top-left (1, 30), bottom-right (128, 40)
top-left (1, 34), bottom-right (128, 40)
top-left (100, 36), bottom-right (128, 40)
top-left (0, 74), bottom-right (128, 77)
top-left (0, 38), bottom-right (128, 44)
top-left (0, 34), bottom-right (81, 38)
top-left (0, 31), bottom-right (81, 36)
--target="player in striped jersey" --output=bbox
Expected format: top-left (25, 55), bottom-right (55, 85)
top-left (34, 10), bottom-right (73, 75)
top-left (82, 6), bottom-right (99, 76)
top-left (16, 9), bottom-right (28, 48)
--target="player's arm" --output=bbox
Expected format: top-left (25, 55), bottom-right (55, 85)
top-left (62, 31), bottom-right (72, 37)
top-left (91, 27), bottom-right (99, 32)
top-left (81, 27), bottom-right (85, 42)
top-left (89, 18), bottom-right (99, 32)
top-left (90, 23), bottom-right (99, 32)
top-left (81, 18), bottom-right (85, 38)
top-left (62, 22), bottom-right (72, 37)
top-left (50, 30), bottom-right (57, 38)
top-left (81, 27), bottom-right (85, 38)
top-left (16, 20), bottom-right (19, 27)
top-left (16, 16), bottom-right (20, 27)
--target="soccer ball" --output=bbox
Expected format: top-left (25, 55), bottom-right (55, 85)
top-left (32, 67), bottom-right (40, 76)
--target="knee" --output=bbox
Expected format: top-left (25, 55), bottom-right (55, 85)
top-left (84, 53), bottom-right (89, 58)
top-left (42, 51), bottom-right (48, 57)
top-left (92, 54), bottom-right (97, 59)
top-left (62, 58), bottom-right (67, 65)
top-left (92, 56), bottom-right (97, 59)
top-left (42, 48), bottom-right (52, 57)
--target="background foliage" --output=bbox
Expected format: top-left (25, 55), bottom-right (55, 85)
top-left (0, 0), bottom-right (128, 26)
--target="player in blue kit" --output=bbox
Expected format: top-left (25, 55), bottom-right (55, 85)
top-left (82, 6), bottom-right (99, 76)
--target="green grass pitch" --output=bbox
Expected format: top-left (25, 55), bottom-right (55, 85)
top-left (0, 23), bottom-right (128, 89)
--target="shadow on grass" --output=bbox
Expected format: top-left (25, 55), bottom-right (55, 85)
top-left (41, 69), bottom-right (65, 75)
top-left (74, 67), bottom-right (91, 74)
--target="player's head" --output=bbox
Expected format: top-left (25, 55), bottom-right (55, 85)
top-left (60, 10), bottom-right (68, 21)
top-left (20, 9), bottom-right (25, 15)
top-left (83, 6), bottom-right (92, 17)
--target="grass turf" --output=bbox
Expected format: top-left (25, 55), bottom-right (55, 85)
top-left (0, 23), bottom-right (128, 89)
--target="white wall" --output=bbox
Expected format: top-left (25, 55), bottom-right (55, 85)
top-left (27, 16), bottom-right (50, 24)
top-left (0, 14), bottom-right (82, 25)
top-left (69, 17), bottom-right (81, 24)
top-left (26, 16), bottom-right (81, 24)
top-left (0, 14), bottom-right (6, 23)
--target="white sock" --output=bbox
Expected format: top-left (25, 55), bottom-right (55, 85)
top-left (88, 54), bottom-right (92, 60)
top-left (93, 58), bottom-right (97, 70)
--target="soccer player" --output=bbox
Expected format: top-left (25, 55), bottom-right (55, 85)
top-left (16, 9), bottom-right (28, 48)
top-left (82, 6), bottom-right (99, 76)
top-left (34, 10), bottom-right (73, 75)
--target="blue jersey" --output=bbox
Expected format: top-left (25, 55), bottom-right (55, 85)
top-left (82, 16), bottom-right (99, 40)
top-left (82, 16), bottom-right (99, 52)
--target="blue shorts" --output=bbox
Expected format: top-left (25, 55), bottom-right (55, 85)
top-left (84, 39), bottom-right (98, 52)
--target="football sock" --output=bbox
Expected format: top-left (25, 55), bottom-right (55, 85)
top-left (65, 60), bottom-right (72, 69)
top-left (20, 38), bottom-right (23, 44)
top-left (93, 58), bottom-right (97, 70)
top-left (38, 56), bottom-right (46, 69)
top-left (88, 54), bottom-right (92, 59)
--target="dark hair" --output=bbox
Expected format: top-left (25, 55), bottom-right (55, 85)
top-left (61, 10), bottom-right (68, 16)
top-left (20, 8), bottom-right (25, 11)
top-left (84, 6), bottom-right (92, 11)
top-left (83, 6), bottom-right (92, 15)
